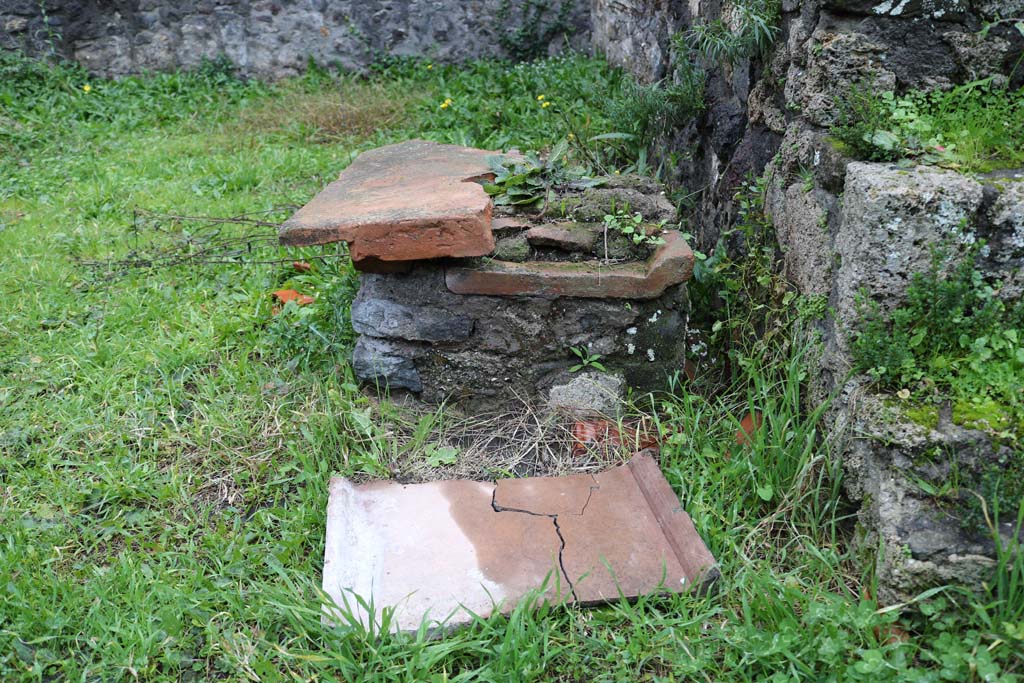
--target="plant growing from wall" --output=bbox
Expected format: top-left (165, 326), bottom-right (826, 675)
top-left (602, 210), bottom-right (666, 251)
top-left (832, 78), bottom-right (1024, 172)
top-left (599, 0), bottom-right (781, 167)
top-left (681, 0), bottom-right (781, 65)
top-left (569, 346), bottom-right (606, 372)
top-left (482, 139), bottom-right (601, 210)
top-left (601, 58), bottom-right (706, 151)
top-left (850, 245), bottom-right (1023, 524)
top-left (850, 245), bottom-right (1024, 437)
top-left (688, 173), bottom-right (802, 380)
top-left (495, 0), bottom-right (576, 62)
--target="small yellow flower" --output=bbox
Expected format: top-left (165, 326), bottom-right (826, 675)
top-left (536, 94), bottom-right (545, 101)
top-left (567, 132), bottom-right (574, 139)
top-left (440, 97), bottom-right (453, 109)
top-left (427, 64), bottom-right (433, 69)
top-left (541, 101), bottom-right (551, 108)
top-left (82, 84), bottom-right (92, 93)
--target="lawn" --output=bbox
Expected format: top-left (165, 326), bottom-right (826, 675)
top-left (1, 53), bottom-right (1022, 681)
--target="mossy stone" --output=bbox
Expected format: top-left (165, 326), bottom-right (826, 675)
top-left (953, 399), bottom-right (1012, 433)
top-left (903, 404), bottom-right (939, 431)
top-left (492, 234), bottom-right (530, 262)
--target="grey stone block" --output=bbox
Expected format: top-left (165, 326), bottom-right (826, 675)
top-left (352, 337), bottom-right (422, 392)
top-left (352, 296), bottom-right (473, 343)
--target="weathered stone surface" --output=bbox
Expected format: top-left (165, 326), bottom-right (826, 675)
top-left (323, 453), bottom-right (717, 631)
top-left (788, 30), bottom-right (896, 128)
top-left (589, 0), bottom-right (675, 82)
top-left (492, 217), bottom-right (531, 234)
top-left (843, 392), bottom-right (1022, 604)
top-left (351, 294), bottom-right (473, 343)
top-left (560, 176), bottom-right (677, 222)
top-left (1, 0), bottom-right (590, 79)
top-left (526, 224), bottom-right (597, 252)
top-left (492, 234), bottom-right (531, 262)
top-left (445, 230), bottom-right (694, 300)
top-left (834, 163), bottom-right (984, 332)
top-left (822, 0), bottom-right (969, 20)
top-left (548, 372), bottom-right (626, 417)
top-left (768, 182), bottom-right (835, 297)
top-left (352, 337), bottom-right (423, 392)
top-left (982, 177), bottom-right (1024, 300)
top-left (280, 140), bottom-right (499, 261)
top-left (944, 31), bottom-right (1012, 84)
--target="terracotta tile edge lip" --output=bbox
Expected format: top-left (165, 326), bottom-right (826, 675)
top-left (443, 229), bottom-right (695, 299)
top-left (627, 453), bottom-right (720, 593)
top-left (278, 208), bottom-right (496, 252)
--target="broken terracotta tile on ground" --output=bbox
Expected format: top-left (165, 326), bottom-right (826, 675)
top-left (571, 419), bottom-right (663, 458)
top-left (272, 289), bottom-right (315, 308)
top-left (322, 452), bottom-right (717, 632)
top-left (280, 140), bottom-right (504, 263)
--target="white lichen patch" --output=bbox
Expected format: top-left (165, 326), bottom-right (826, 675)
top-left (872, 0), bottom-right (911, 15)
top-left (647, 310), bottom-right (661, 323)
top-left (646, 348), bottom-right (656, 362)
top-left (626, 327), bottom-right (637, 335)
top-left (627, 343), bottom-right (636, 355)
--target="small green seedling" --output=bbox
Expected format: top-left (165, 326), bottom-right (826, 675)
top-left (569, 346), bottom-right (607, 372)
top-left (602, 210), bottom-right (666, 251)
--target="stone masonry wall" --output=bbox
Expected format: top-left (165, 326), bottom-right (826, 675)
top-left (589, 0), bottom-right (1024, 601)
top-left (352, 267), bottom-right (691, 409)
top-left (1, 0), bottom-right (590, 78)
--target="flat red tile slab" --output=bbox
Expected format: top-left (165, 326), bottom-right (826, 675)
top-left (494, 472), bottom-right (599, 516)
top-left (323, 478), bottom-right (568, 632)
top-left (280, 140), bottom-right (500, 262)
top-left (444, 230), bottom-right (695, 299)
top-left (558, 455), bottom-right (716, 603)
top-left (322, 453), bottom-right (717, 632)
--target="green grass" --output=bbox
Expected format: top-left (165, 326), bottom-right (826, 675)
top-left (2, 52), bottom-right (1023, 681)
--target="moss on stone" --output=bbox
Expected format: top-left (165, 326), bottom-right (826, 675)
top-left (903, 404), bottom-right (939, 431)
top-left (493, 234), bottom-right (531, 262)
top-left (952, 399), bottom-right (1012, 433)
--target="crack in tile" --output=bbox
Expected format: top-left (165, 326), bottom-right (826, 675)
top-left (490, 486), bottom-right (579, 602)
top-left (579, 476), bottom-right (600, 516)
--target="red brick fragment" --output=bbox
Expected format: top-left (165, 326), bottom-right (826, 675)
top-left (280, 140), bottom-right (504, 262)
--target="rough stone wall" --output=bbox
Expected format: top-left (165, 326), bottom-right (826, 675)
top-left (1, 0), bottom-right (590, 78)
top-left (351, 267), bottom-right (691, 409)
top-left (592, 0), bottom-right (1024, 601)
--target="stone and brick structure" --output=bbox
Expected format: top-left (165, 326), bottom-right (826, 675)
top-left (281, 139), bottom-right (697, 409)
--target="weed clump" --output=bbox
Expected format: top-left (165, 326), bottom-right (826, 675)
top-left (851, 246), bottom-right (1024, 437)
top-left (832, 78), bottom-right (1024, 172)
